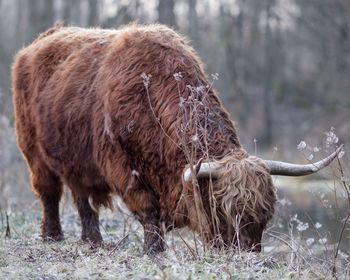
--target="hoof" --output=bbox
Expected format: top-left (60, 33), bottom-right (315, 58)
top-left (81, 234), bottom-right (103, 246)
top-left (43, 233), bottom-right (64, 242)
top-left (144, 242), bottom-right (166, 255)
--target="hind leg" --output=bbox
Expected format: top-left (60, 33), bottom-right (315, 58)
top-left (30, 160), bottom-right (64, 241)
top-left (73, 194), bottom-right (102, 244)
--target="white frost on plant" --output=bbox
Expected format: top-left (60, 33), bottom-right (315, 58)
top-left (296, 221), bottom-right (309, 232)
top-left (211, 73), bottom-right (219, 80)
top-left (290, 214), bottom-right (309, 232)
top-left (195, 86), bottom-right (205, 94)
top-left (325, 127), bottom-right (339, 148)
top-left (191, 135), bottom-right (199, 142)
top-left (318, 237), bottom-right (327, 245)
top-left (127, 120), bottom-right (135, 133)
top-left (338, 250), bottom-right (349, 260)
top-left (306, 238), bottom-right (315, 246)
top-left (338, 148), bottom-right (345, 159)
top-left (141, 73), bottom-right (152, 87)
top-left (173, 72), bottom-right (183, 81)
top-left (279, 198), bottom-right (292, 206)
top-left (297, 141), bottom-right (307, 151)
top-left (179, 97), bottom-right (185, 108)
top-left (307, 154), bottom-right (314, 161)
top-left (315, 222), bottom-right (322, 229)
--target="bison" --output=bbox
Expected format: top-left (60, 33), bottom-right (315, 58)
top-left (12, 24), bottom-right (342, 254)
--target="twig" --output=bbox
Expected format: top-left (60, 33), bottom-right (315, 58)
top-left (332, 212), bottom-right (350, 279)
top-left (265, 230), bottom-right (309, 264)
top-left (1, 210), bottom-right (3, 232)
top-left (332, 151), bottom-right (350, 279)
top-left (5, 212), bottom-right (11, 238)
top-left (108, 234), bottom-right (130, 256)
top-left (177, 231), bottom-right (197, 259)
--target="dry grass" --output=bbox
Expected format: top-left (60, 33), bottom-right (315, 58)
top-left (0, 205), bottom-right (349, 280)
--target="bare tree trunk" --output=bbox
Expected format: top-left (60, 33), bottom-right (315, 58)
top-left (262, 0), bottom-right (279, 146)
top-left (88, 0), bottom-right (99, 26)
top-left (62, 0), bottom-right (81, 25)
top-left (71, 1), bottom-right (82, 25)
top-left (188, 0), bottom-right (198, 45)
top-left (158, 0), bottom-right (176, 28)
top-left (62, 0), bottom-right (70, 23)
top-left (219, 2), bottom-right (249, 129)
top-left (27, 0), bottom-right (54, 41)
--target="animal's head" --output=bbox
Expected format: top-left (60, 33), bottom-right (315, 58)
top-left (182, 145), bottom-right (343, 252)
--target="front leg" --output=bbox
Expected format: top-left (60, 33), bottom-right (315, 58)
top-left (121, 171), bottom-right (165, 254)
top-left (140, 212), bottom-right (165, 255)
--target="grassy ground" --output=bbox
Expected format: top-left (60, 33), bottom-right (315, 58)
top-left (0, 207), bottom-right (349, 280)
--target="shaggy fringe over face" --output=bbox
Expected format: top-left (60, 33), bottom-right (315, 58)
top-left (213, 152), bottom-right (276, 227)
top-left (181, 150), bottom-right (277, 247)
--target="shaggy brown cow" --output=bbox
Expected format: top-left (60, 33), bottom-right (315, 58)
top-left (12, 24), bottom-right (342, 254)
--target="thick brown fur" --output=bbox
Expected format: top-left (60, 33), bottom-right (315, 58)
top-left (12, 24), bottom-right (276, 253)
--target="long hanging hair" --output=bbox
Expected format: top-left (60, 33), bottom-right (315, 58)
top-left (178, 150), bottom-right (276, 245)
top-left (173, 77), bottom-right (276, 244)
top-left (214, 152), bottom-right (276, 227)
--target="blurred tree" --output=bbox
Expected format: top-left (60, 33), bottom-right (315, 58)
top-left (27, 0), bottom-right (54, 41)
top-left (219, 0), bottom-right (248, 129)
top-left (158, 0), bottom-right (176, 28)
top-left (62, 0), bottom-right (82, 25)
top-left (261, 0), bottom-right (281, 146)
top-left (102, 4), bottom-right (133, 28)
top-left (71, 0), bottom-right (83, 25)
top-left (0, 0), bottom-right (349, 151)
top-left (88, 0), bottom-right (99, 26)
top-left (188, 0), bottom-right (199, 45)
top-left (62, 0), bottom-right (71, 23)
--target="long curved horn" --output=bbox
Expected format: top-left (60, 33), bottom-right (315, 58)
top-left (183, 145), bottom-right (343, 181)
top-left (183, 162), bottom-right (221, 182)
top-left (266, 144), bottom-right (343, 176)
